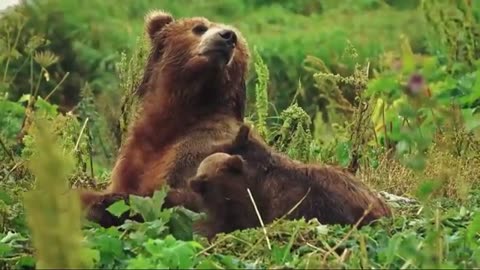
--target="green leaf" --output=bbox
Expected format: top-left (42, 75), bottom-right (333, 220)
top-left (129, 188), bottom-right (168, 222)
top-left (18, 94), bottom-right (31, 103)
top-left (106, 200), bottom-right (130, 218)
top-left (398, 104), bottom-right (417, 119)
top-left (35, 97), bottom-right (59, 117)
top-left (151, 189), bottom-right (168, 209)
top-left (16, 256), bottom-right (36, 268)
top-left (196, 259), bottom-right (223, 269)
top-left (366, 76), bottom-right (399, 96)
top-left (466, 213), bottom-right (480, 243)
top-left (129, 195), bottom-right (155, 222)
top-left (271, 244), bottom-right (292, 265)
top-left (0, 191), bottom-right (13, 205)
top-left (0, 99), bottom-right (24, 113)
top-left (142, 236), bottom-right (198, 269)
top-left (378, 234), bottom-right (402, 266)
top-left (0, 242), bottom-right (13, 257)
top-left (127, 255), bottom-right (157, 269)
top-left (168, 208), bottom-right (195, 241)
top-left (79, 247), bottom-right (100, 268)
top-left (315, 224), bottom-right (329, 235)
top-left (416, 179), bottom-right (442, 201)
top-left (462, 109), bottom-right (480, 132)
top-left (217, 255), bottom-right (244, 269)
top-left (335, 141), bottom-right (351, 167)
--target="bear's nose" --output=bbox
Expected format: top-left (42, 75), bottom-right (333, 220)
top-left (218, 29), bottom-right (237, 46)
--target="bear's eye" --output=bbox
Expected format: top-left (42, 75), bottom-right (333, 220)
top-left (192, 24), bottom-right (208, 35)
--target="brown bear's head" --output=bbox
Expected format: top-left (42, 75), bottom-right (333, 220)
top-left (189, 152), bottom-right (250, 206)
top-left (142, 10), bottom-right (249, 119)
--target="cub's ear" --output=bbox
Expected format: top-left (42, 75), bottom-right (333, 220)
top-left (230, 124), bottom-right (251, 150)
top-left (189, 177), bottom-right (209, 195)
top-left (145, 10), bottom-right (174, 40)
top-left (224, 155), bottom-right (244, 173)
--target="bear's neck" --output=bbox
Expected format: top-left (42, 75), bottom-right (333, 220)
top-left (133, 76), bottom-right (241, 149)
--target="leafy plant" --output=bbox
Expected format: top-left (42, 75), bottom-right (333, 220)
top-left (23, 119), bottom-right (97, 268)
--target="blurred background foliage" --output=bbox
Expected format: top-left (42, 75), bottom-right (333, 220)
top-left (0, 0), bottom-right (430, 164)
top-left (0, 0), bottom-right (427, 108)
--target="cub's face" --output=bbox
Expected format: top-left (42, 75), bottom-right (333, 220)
top-left (145, 11), bottom-right (249, 78)
top-left (189, 153), bottom-right (248, 205)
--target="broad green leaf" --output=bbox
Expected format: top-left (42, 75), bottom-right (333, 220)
top-left (366, 76), bottom-right (398, 97)
top-left (18, 94), bottom-right (31, 103)
top-left (168, 208), bottom-right (195, 241)
top-left (466, 213), bottom-right (480, 243)
top-left (129, 195), bottom-right (156, 222)
top-left (106, 200), bottom-right (130, 218)
top-left (462, 109), bottom-right (480, 132)
top-left (0, 99), bottom-right (25, 114)
top-left (16, 256), bottom-right (36, 268)
top-left (151, 189), bottom-right (168, 210)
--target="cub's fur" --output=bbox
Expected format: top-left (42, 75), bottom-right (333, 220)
top-left (189, 125), bottom-right (392, 239)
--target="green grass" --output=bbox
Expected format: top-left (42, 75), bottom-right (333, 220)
top-left (1, 0), bottom-right (480, 269)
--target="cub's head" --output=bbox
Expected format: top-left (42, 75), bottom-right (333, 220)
top-left (189, 153), bottom-right (249, 206)
top-left (145, 10), bottom-right (249, 82)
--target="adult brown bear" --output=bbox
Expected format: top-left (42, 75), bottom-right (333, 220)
top-left (78, 10), bottom-right (250, 227)
top-left (189, 125), bottom-right (392, 239)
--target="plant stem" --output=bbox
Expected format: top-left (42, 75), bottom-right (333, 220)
top-left (45, 72), bottom-right (70, 101)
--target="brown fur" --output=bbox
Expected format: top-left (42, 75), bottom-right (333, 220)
top-left (189, 125), bottom-right (392, 239)
top-left (78, 10), bottom-right (250, 227)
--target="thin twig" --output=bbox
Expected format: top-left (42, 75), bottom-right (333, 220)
top-left (87, 130), bottom-right (95, 178)
top-left (265, 187), bottom-right (312, 230)
top-left (32, 68), bottom-right (44, 99)
top-left (339, 248), bottom-right (350, 263)
top-left (2, 19), bottom-right (26, 82)
top-left (281, 187), bottom-right (311, 219)
top-left (74, 118), bottom-right (89, 152)
top-left (45, 72), bottom-right (70, 101)
top-left (8, 161), bottom-right (23, 174)
top-left (306, 242), bottom-right (328, 254)
top-left (247, 188), bottom-right (271, 250)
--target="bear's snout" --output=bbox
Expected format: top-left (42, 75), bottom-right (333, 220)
top-left (218, 29), bottom-right (237, 47)
top-left (198, 27), bottom-right (237, 64)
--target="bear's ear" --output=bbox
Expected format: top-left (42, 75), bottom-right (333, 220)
top-left (237, 124), bottom-right (251, 142)
top-left (226, 124), bottom-right (251, 152)
top-left (145, 10), bottom-right (174, 40)
top-left (224, 155), bottom-right (244, 173)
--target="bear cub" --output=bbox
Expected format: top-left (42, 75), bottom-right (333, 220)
top-left (189, 125), bottom-right (392, 239)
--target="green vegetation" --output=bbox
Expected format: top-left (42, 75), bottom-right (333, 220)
top-left (1, 0), bottom-right (479, 268)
